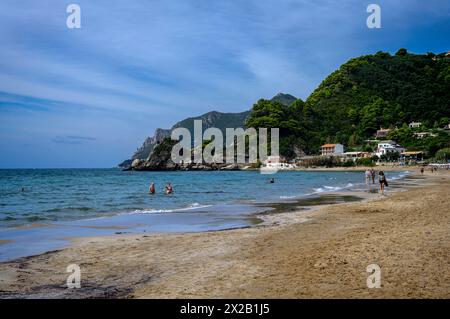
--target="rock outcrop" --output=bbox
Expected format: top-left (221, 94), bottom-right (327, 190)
top-left (118, 110), bottom-right (251, 169)
top-left (118, 93), bottom-right (297, 170)
top-left (131, 138), bottom-right (246, 171)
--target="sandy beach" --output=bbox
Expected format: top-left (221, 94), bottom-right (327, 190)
top-left (1, 171), bottom-right (449, 298)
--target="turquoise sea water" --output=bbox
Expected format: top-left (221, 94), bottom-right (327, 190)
top-left (0, 169), bottom-right (409, 261)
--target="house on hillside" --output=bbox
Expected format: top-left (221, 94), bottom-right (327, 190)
top-left (376, 128), bottom-right (391, 138)
top-left (408, 121), bottom-right (422, 129)
top-left (413, 132), bottom-right (437, 139)
top-left (375, 140), bottom-right (405, 158)
top-left (343, 152), bottom-right (372, 161)
top-left (443, 124), bottom-right (450, 130)
top-left (321, 143), bottom-right (344, 156)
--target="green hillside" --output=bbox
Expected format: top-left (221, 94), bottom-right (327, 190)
top-left (246, 49), bottom-right (450, 158)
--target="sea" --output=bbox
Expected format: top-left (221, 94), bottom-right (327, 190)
top-left (0, 169), bottom-right (410, 261)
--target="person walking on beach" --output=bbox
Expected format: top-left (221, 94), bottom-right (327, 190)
top-left (420, 167), bottom-right (424, 175)
top-left (149, 182), bottom-right (155, 194)
top-left (165, 183), bottom-right (173, 195)
top-left (378, 171), bottom-right (388, 195)
top-left (370, 168), bottom-right (376, 184)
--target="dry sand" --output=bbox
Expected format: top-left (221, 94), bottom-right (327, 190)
top-left (1, 171), bottom-right (449, 298)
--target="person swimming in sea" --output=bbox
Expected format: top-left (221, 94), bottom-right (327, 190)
top-left (269, 178), bottom-right (275, 183)
top-left (165, 183), bottom-right (173, 195)
top-left (149, 182), bottom-right (155, 194)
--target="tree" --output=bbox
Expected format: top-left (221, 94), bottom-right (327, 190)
top-left (395, 48), bottom-right (407, 56)
top-left (434, 148), bottom-right (450, 162)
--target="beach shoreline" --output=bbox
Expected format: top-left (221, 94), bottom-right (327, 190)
top-left (1, 170), bottom-right (449, 298)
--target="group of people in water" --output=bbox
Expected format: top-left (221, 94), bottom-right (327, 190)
top-left (149, 182), bottom-right (173, 195)
top-left (420, 165), bottom-right (447, 174)
top-left (365, 168), bottom-right (388, 195)
top-left (147, 166), bottom-right (444, 197)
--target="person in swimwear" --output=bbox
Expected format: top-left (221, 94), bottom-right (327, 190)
top-left (378, 171), bottom-right (388, 195)
top-left (370, 168), bottom-right (376, 184)
top-left (165, 183), bottom-right (173, 194)
top-left (149, 182), bottom-right (155, 194)
top-left (365, 169), bottom-right (371, 185)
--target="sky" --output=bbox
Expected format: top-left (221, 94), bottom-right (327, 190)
top-left (0, 0), bottom-right (449, 168)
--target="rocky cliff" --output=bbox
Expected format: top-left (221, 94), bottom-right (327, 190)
top-left (118, 128), bottom-right (170, 168)
top-left (118, 93), bottom-right (297, 169)
top-left (130, 138), bottom-right (243, 171)
top-left (118, 110), bottom-right (251, 168)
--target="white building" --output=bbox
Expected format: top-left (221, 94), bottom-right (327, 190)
top-left (413, 132), bottom-right (436, 139)
top-left (343, 152), bottom-right (372, 161)
top-left (408, 121), bottom-right (422, 129)
top-left (375, 140), bottom-right (405, 158)
top-left (262, 155), bottom-right (296, 170)
top-left (321, 143), bottom-right (344, 156)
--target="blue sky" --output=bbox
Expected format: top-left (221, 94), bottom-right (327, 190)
top-left (0, 0), bottom-right (449, 168)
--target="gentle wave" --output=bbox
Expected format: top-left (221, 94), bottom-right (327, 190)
top-left (313, 182), bottom-right (354, 194)
top-left (129, 203), bottom-right (212, 215)
top-left (389, 171), bottom-right (411, 180)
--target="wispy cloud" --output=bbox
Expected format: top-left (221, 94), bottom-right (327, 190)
top-left (52, 135), bottom-right (96, 145)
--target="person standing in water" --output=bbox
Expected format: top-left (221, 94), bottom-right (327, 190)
top-left (370, 168), bottom-right (376, 184)
top-left (365, 169), bottom-right (371, 185)
top-left (378, 171), bottom-right (388, 195)
top-left (165, 183), bottom-right (173, 194)
top-left (149, 182), bottom-right (155, 194)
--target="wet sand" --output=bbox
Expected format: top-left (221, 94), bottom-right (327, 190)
top-left (1, 171), bottom-right (449, 298)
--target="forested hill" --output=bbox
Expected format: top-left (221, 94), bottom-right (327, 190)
top-left (246, 49), bottom-right (450, 157)
top-left (306, 49), bottom-right (449, 141)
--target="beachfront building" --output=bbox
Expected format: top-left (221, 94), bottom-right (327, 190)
top-left (375, 140), bottom-right (405, 158)
top-left (343, 151), bottom-right (372, 161)
top-left (408, 121), bottom-right (422, 129)
top-left (264, 155), bottom-right (281, 165)
top-left (400, 151), bottom-right (424, 164)
top-left (262, 155), bottom-right (296, 170)
top-left (321, 143), bottom-right (344, 156)
top-left (376, 127), bottom-right (391, 138)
